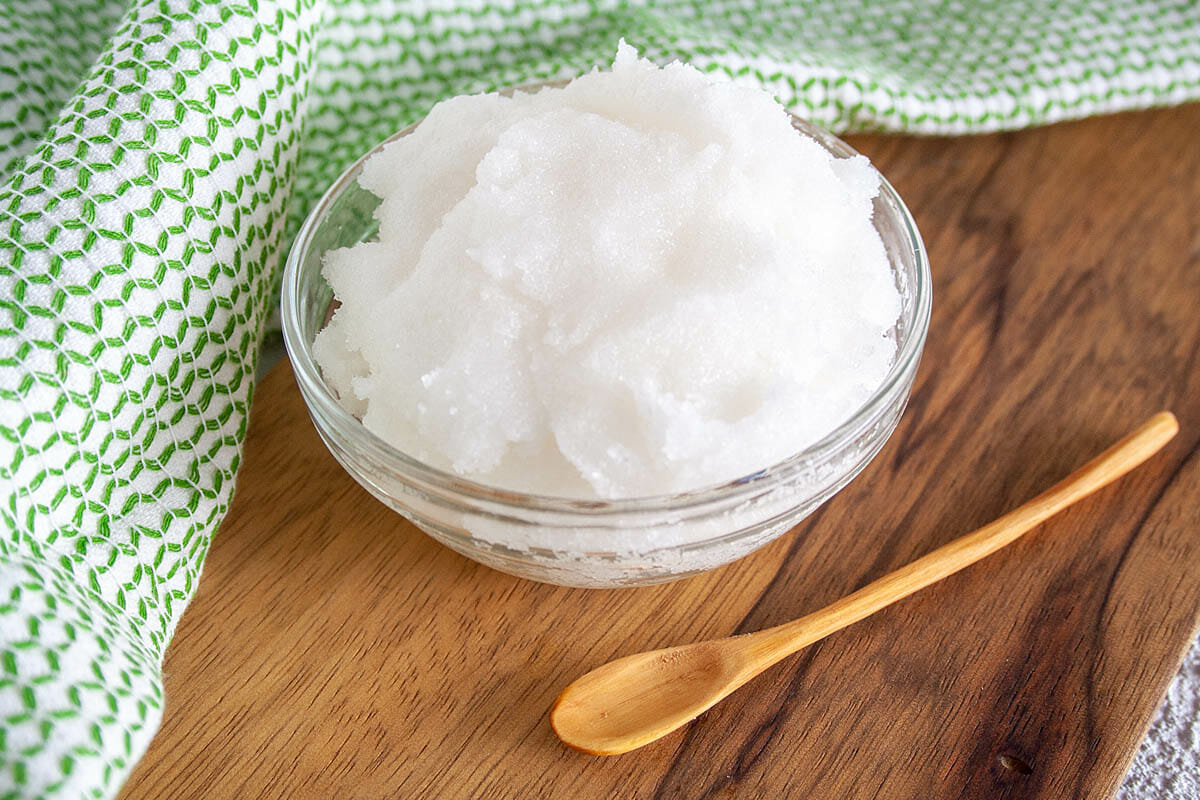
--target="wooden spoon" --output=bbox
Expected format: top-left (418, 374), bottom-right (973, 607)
top-left (550, 411), bottom-right (1179, 755)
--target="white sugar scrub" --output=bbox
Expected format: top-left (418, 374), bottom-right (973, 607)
top-left (313, 42), bottom-right (902, 500)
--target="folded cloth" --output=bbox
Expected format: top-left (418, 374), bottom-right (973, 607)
top-left (1, 1), bottom-right (1198, 796)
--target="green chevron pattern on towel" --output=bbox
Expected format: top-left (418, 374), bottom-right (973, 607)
top-left (1, 0), bottom-right (1198, 796)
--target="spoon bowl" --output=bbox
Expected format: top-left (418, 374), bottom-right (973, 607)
top-left (552, 642), bottom-right (741, 755)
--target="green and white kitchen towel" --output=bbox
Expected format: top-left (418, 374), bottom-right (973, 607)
top-left (2, 1), bottom-right (1198, 796)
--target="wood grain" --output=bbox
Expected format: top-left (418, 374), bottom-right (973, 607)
top-left (550, 413), bottom-right (1178, 756)
top-left (121, 103), bottom-right (1200, 799)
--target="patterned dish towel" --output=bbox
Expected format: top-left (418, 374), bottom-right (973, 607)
top-left (2, 1), bottom-right (1198, 796)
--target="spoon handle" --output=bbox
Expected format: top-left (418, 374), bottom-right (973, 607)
top-left (743, 411), bottom-right (1179, 668)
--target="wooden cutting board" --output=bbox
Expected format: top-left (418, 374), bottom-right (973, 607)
top-left (122, 104), bottom-right (1200, 799)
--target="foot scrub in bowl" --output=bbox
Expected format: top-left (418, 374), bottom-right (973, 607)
top-left (312, 43), bottom-right (902, 503)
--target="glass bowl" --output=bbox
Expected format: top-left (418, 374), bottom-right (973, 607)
top-left (281, 96), bottom-right (931, 588)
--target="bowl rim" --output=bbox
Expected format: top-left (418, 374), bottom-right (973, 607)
top-left (281, 88), bottom-right (931, 516)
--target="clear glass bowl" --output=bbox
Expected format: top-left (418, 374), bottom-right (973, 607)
top-left (281, 101), bottom-right (931, 588)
